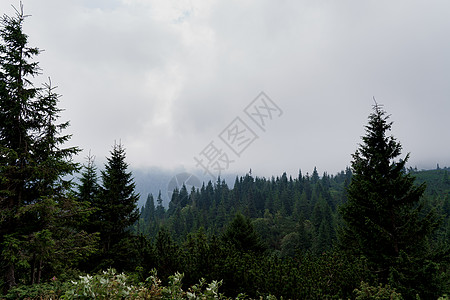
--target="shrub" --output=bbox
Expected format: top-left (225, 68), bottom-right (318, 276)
top-left (62, 268), bottom-right (231, 300)
top-left (354, 281), bottom-right (403, 300)
top-left (2, 280), bottom-right (69, 300)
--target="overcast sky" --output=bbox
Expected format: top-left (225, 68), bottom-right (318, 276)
top-left (2, 0), bottom-right (449, 180)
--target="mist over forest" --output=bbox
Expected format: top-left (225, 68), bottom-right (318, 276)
top-left (1, 2), bottom-right (450, 299)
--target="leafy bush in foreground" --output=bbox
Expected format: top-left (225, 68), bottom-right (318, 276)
top-left (353, 281), bottom-right (403, 300)
top-left (7, 268), bottom-right (450, 299)
top-left (63, 268), bottom-right (244, 299)
top-left (3, 268), bottom-right (280, 299)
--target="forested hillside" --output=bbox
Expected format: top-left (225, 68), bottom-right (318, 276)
top-left (138, 167), bottom-right (450, 258)
top-left (138, 167), bottom-right (352, 255)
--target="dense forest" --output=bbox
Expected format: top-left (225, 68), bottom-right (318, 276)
top-left (130, 167), bottom-right (450, 298)
top-left (1, 6), bottom-right (449, 300)
top-left (138, 166), bottom-right (450, 256)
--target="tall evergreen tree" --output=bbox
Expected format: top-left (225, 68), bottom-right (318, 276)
top-left (339, 103), bottom-right (441, 297)
top-left (155, 190), bottom-right (165, 219)
top-left (311, 197), bottom-right (333, 254)
top-left (311, 167), bottom-right (319, 184)
top-left (97, 142), bottom-right (140, 258)
top-left (77, 152), bottom-right (99, 205)
top-left (76, 152), bottom-right (100, 236)
top-left (0, 7), bottom-right (41, 289)
top-left (0, 6), bottom-right (96, 290)
top-left (25, 80), bottom-right (97, 284)
top-left (142, 193), bottom-right (155, 224)
top-left (95, 144), bottom-right (139, 269)
top-left (221, 213), bottom-right (266, 254)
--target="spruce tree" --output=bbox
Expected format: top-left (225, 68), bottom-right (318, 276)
top-left (339, 103), bottom-right (441, 297)
top-left (0, 6), bottom-right (96, 290)
top-left (311, 197), bottom-right (333, 254)
top-left (311, 167), bottom-right (319, 184)
top-left (0, 10), bottom-right (42, 289)
top-left (96, 142), bottom-right (139, 269)
top-left (77, 152), bottom-right (99, 205)
top-left (142, 193), bottom-right (155, 224)
top-left (221, 212), bottom-right (266, 254)
top-left (155, 190), bottom-right (165, 219)
top-left (76, 152), bottom-right (100, 235)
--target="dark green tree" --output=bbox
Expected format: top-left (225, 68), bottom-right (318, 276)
top-left (24, 80), bottom-right (97, 284)
top-left (311, 197), bottom-right (333, 254)
top-left (221, 212), bottom-right (266, 254)
top-left (154, 227), bottom-right (182, 282)
top-left (339, 103), bottom-right (441, 297)
top-left (96, 142), bottom-right (140, 269)
top-left (155, 190), bottom-right (165, 219)
top-left (311, 167), bottom-right (319, 184)
top-left (142, 193), bottom-right (155, 224)
top-left (0, 6), bottom-right (41, 290)
top-left (76, 152), bottom-right (101, 238)
top-left (182, 227), bottom-right (213, 285)
top-left (77, 152), bottom-right (99, 205)
top-left (139, 193), bottom-right (160, 237)
top-left (0, 6), bottom-right (96, 290)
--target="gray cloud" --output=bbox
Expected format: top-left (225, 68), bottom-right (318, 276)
top-left (2, 0), bottom-right (449, 178)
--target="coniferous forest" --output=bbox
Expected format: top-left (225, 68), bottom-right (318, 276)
top-left (1, 6), bottom-right (450, 300)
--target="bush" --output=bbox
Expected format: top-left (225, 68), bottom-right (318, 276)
top-left (2, 280), bottom-right (69, 300)
top-left (1, 268), bottom-right (279, 299)
top-left (354, 281), bottom-right (403, 300)
top-left (63, 268), bottom-right (231, 300)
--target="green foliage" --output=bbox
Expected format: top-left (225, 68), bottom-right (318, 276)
top-left (146, 169), bottom-right (351, 258)
top-left (339, 103), bottom-right (443, 298)
top-left (221, 213), bottom-right (266, 254)
top-left (63, 268), bottom-right (230, 300)
top-left (2, 280), bottom-right (70, 300)
top-left (76, 153), bottom-right (100, 209)
top-left (84, 142), bottom-right (140, 272)
top-left (0, 5), bottom-right (97, 291)
top-left (354, 281), bottom-right (403, 300)
top-left (64, 269), bottom-right (138, 299)
top-left (1, 234), bottom-right (24, 267)
top-left (98, 142), bottom-right (140, 245)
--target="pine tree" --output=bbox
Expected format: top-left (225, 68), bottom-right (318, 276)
top-left (0, 8), bottom-right (42, 289)
top-left (155, 190), bottom-right (165, 219)
top-left (312, 197), bottom-right (333, 254)
top-left (142, 193), bottom-right (155, 224)
top-left (221, 213), bottom-right (266, 254)
top-left (339, 103), bottom-right (441, 297)
top-left (77, 152), bottom-right (99, 205)
top-left (168, 187), bottom-right (179, 216)
top-left (311, 167), bottom-right (319, 184)
top-left (0, 6), bottom-right (96, 290)
top-left (26, 80), bottom-right (96, 284)
top-left (155, 228), bottom-right (181, 281)
top-left (96, 142), bottom-right (140, 268)
top-left (76, 152), bottom-right (100, 236)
